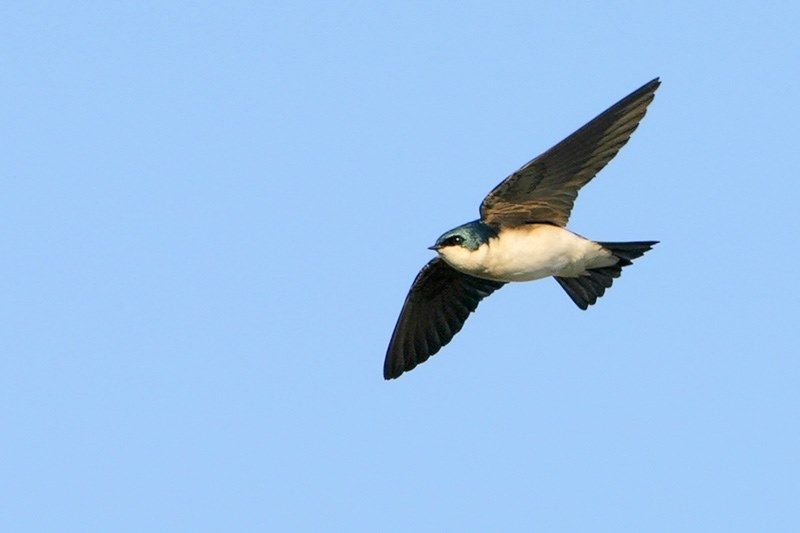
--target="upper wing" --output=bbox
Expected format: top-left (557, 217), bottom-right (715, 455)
top-left (384, 258), bottom-right (504, 380)
top-left (480, 78), bottom-right (660, 228)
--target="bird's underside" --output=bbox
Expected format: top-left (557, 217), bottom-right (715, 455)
top-left (384, 78), bottom-right (661, 380)
top-left (436, 224), bottom-right (617, 283)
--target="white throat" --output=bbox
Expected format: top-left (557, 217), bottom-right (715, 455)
top-left (438, 243), bottom-right (491, 276)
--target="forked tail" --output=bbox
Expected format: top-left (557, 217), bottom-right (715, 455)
top-left (554, 241), bottom-right (658, 310)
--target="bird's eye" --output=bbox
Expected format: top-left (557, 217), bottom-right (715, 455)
top-left (445, 235), bottom-right (463, 246)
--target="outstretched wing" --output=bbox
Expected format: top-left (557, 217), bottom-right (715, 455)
top-left (384, 258), bottom-right (505, 380)
top-left (480, 78), bottom-right (660, 228)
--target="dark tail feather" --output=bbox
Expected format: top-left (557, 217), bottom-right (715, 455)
top-left (597, 240), bottom-right (659, 265)
top-left (555, 241), bottom-right (658, 310)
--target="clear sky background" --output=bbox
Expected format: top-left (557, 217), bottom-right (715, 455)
top-left (3, 2), bottom-right (799, 531)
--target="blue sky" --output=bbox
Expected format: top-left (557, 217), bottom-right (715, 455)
top-left (3, 2), bottom-right (799, 531)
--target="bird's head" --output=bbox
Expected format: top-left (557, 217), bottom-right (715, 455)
top-left (428, 220), bottom-right (496, 253)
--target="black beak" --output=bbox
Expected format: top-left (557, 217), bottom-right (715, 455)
top-left (427, 244), bottom-right (439, 251)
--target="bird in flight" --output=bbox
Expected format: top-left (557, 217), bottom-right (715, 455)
top-left (384, 78), bottom-right (661, 380)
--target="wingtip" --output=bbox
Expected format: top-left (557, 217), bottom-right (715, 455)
top-left (383, 360), bottom-right (400, 380)
top-left (627, 78), bottom-right (660, 99)
top-left (383, 353), bottom-right (412, 380)
top-left (646, 77), bottom-right (661, 92)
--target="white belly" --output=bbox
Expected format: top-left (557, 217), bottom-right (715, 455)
top-left (439, 225), bottom-right (617, 282)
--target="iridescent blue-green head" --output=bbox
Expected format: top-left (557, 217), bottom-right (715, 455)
top-left (429, 220), bottom-right (497, 252)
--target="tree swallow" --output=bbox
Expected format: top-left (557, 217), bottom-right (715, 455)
top-left (384, 78), bottom-right (661, 380)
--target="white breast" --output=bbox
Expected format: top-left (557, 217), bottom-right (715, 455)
top-left (439, 225), bottom-right (616, 282)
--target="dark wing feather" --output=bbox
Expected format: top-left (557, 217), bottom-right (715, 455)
top-left (384, 258), bottom-right (504, 380)
top-left (480, 78), bottom-right (660, 227)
